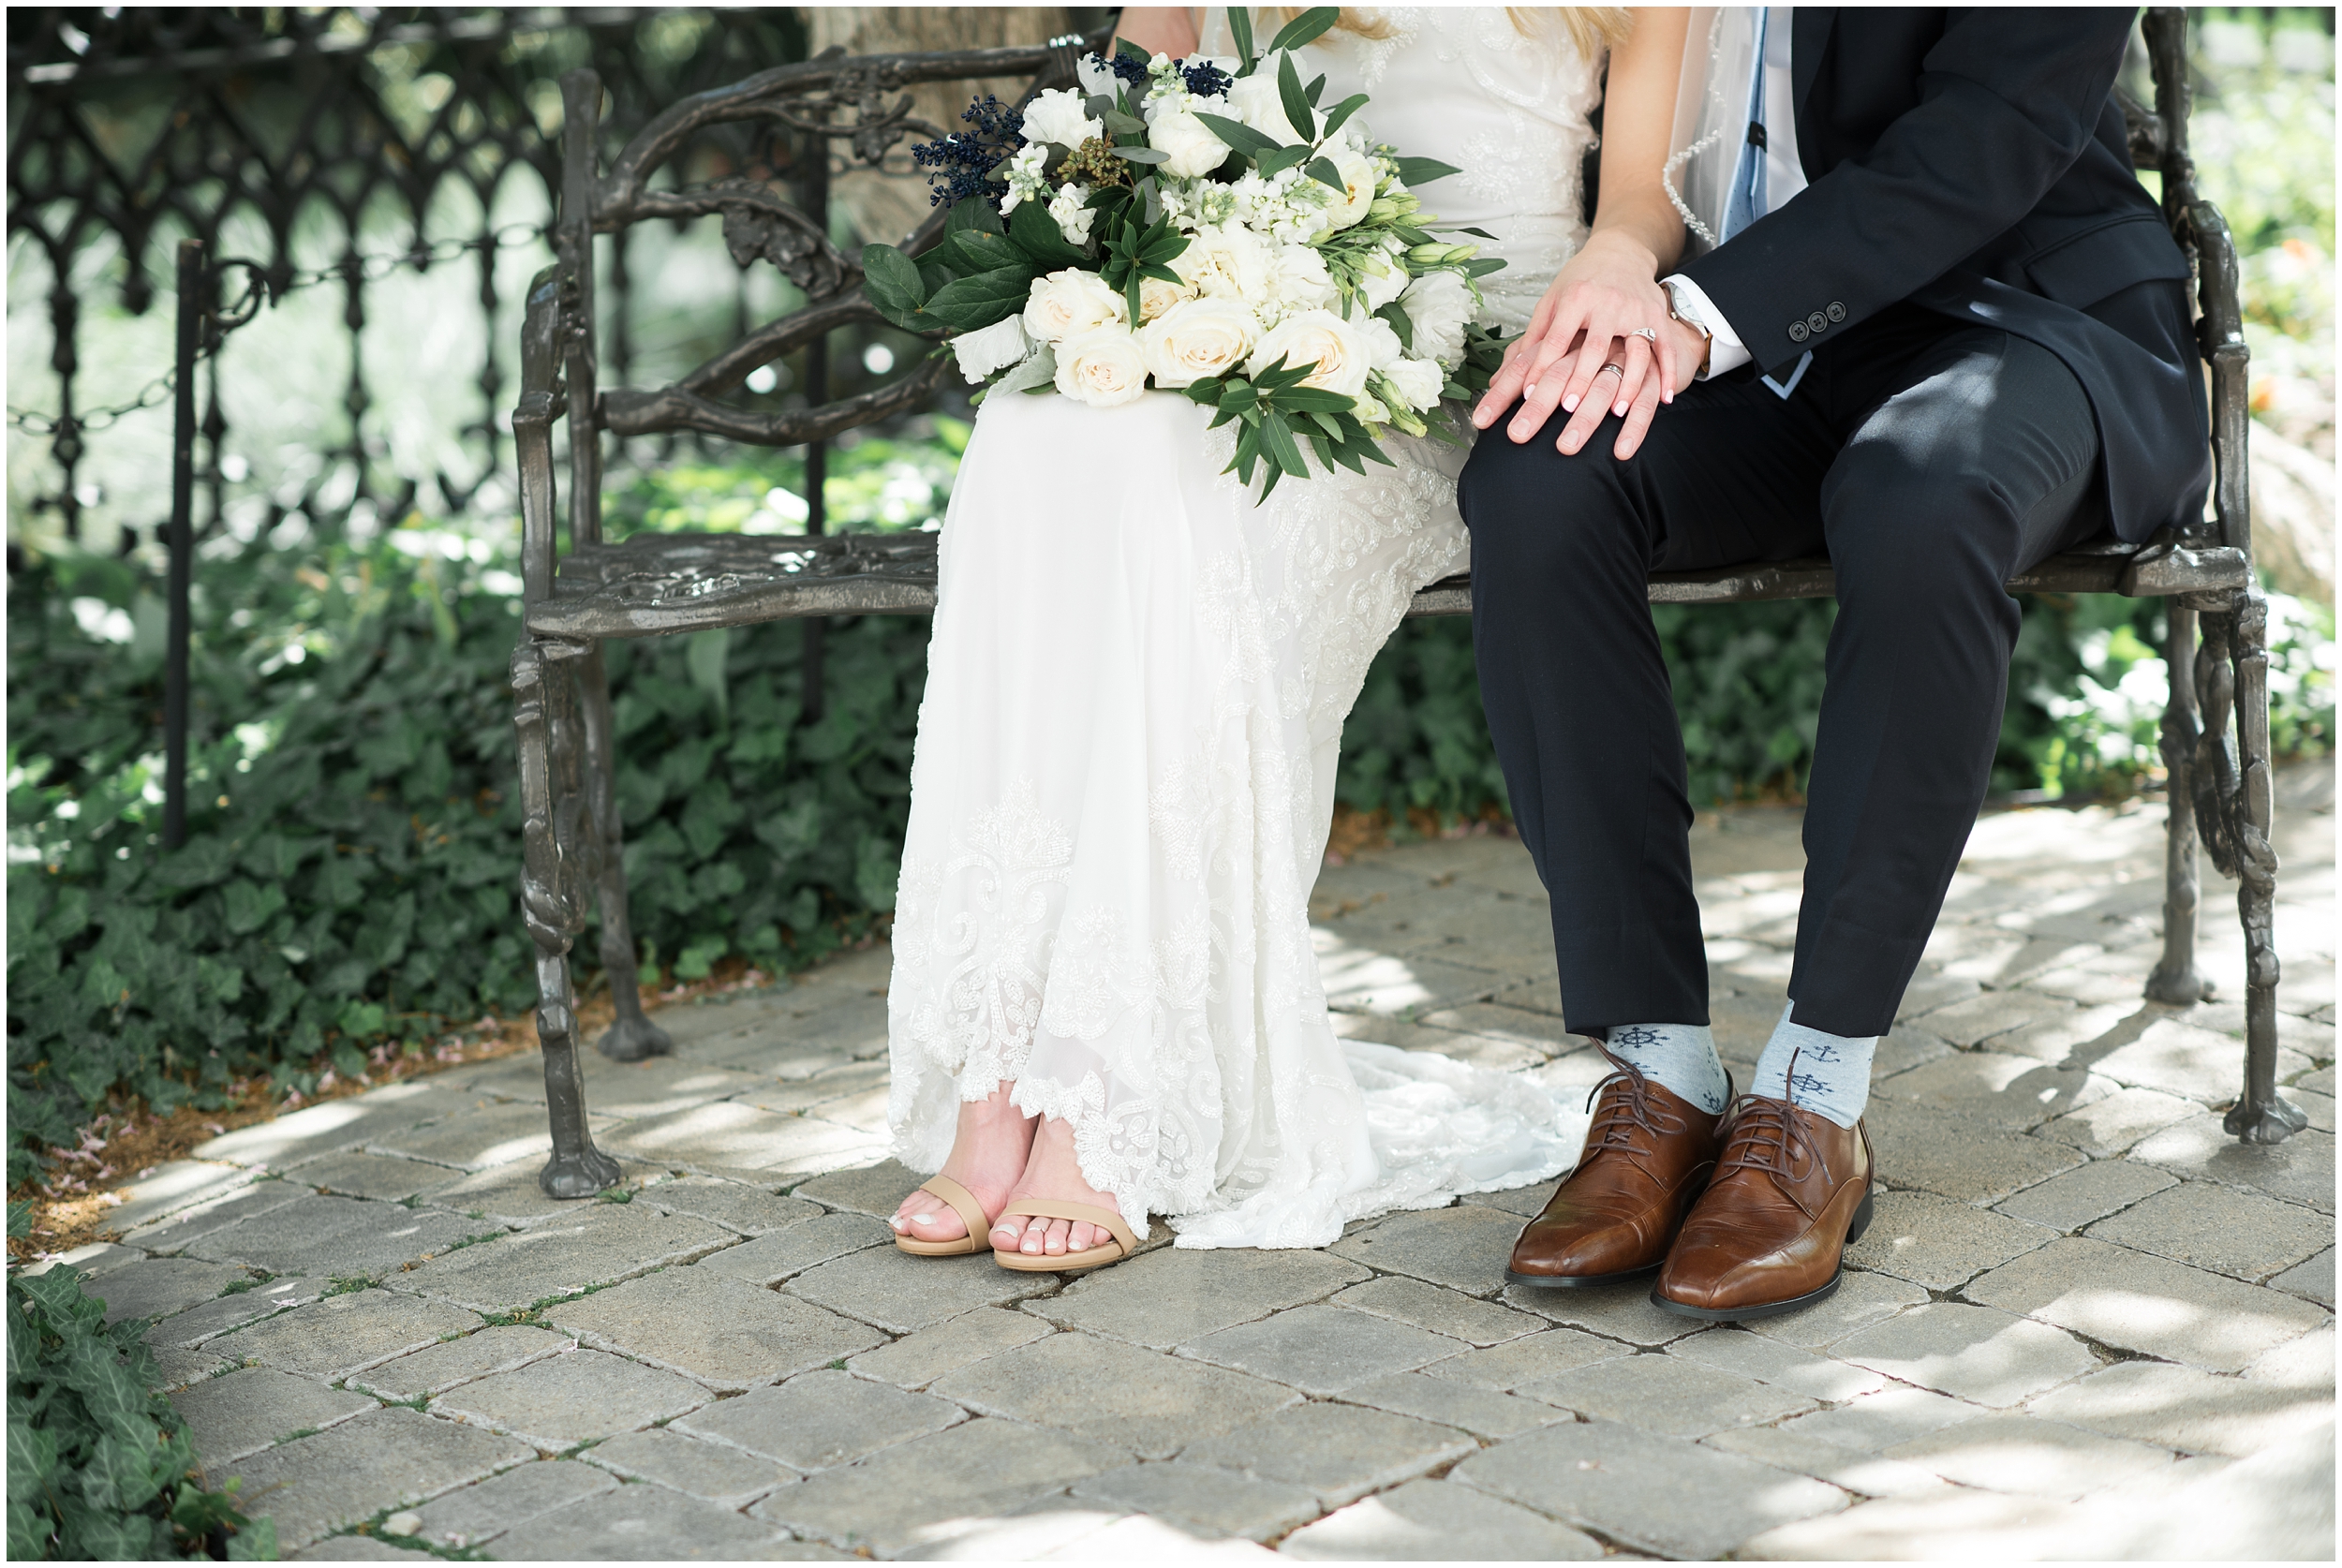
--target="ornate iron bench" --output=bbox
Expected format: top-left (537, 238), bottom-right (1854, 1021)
top-left (510, 10), bottom-right (2300, 1200)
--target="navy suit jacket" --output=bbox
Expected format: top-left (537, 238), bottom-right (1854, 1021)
top-left (1678, 7), bottom-right (2210, 543)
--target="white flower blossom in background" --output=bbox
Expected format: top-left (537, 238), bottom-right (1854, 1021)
top-left (952, 315), bottom-right (1031, 384)
top-left (1400, 271), bottom-right (1474, 367)
top-left (1054, 324), bottom-right (1150, 407)
top-left (1379, 355), bottom-right (1446, 411)
top-left (1357, 249), bottom-right (1411, 312)
top-left (1147, 96), bottom-right (1235, 179)
top-left (1140, 296), bottom-right (1263, 387)
top-left (1249, 309), bottom-right (1371, 397)
top-left (1356, 313), bottom-right (1404, 370)
top-left (999, 144), bottom-right (1049, 215)
top-left (1175, 221), bottom-right (1272, 304)
top-left (1048, 182), bottom-right (1100, 247)
top-left (1319, 143), bottom-right (1379, 231)
top-left (1024, 268), bottom-right (1126, 343)
top-left (1266, 244), bottom-right (1338, 315)
top-left (1022, 87), bottom-right (1103, 149)
top-left (1137, 272), bottom-right (1197, 323)
top-left (1227, 56), bottom-right (1304, 143)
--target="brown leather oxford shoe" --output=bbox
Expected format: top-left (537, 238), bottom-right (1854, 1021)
top-left (1505, 1057), bottom-right (1727, 1289)
top-left (1652, 1094), bottom-right (1875, 1322)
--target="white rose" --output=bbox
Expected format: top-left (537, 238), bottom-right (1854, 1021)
top-left (1357, 254), bottom-right (1410, 312)
top-left (1048, 181), bottom-right (1099, 247)
top-left (1054, 325), bottom-right (1150, 407)
top-left (1146, 99), bottom-right (1234, 178)
top-left (1380, 355), bottom-right (1447, 411)
top-left (1227, 59), bottom-right (1303, 144)
top-left (1248, 308), bottom-right (1371, 398)
top-left (952, 315), bottom-right (1032, 384)
top-left (1022, 87), bottom-right (1103, 149)
top-left (1138, 272), bottom-right (1196, 323)
top-left (1173, 221), bottom-right (1270, 304)
top-left (1075, 52), bottom-right (1119, 96)
top-left (1400, 271), bottom-right (1474, 367)
top-left (1140, 296), bottom-right (1262, 387)
top-left (1266, 244), bottom-right (1337, 313)
top-left (1356, 313), bottom-right (1404, 370)
top-left (1319, 143), bottom-right (1378, 231)
top-left (1023, 268), bottom-right (1127, 344)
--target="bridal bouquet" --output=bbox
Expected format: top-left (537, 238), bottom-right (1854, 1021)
top-left (861, 7), bottom-right (1505, 496)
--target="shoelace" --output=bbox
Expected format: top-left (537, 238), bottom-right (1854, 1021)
top-left (1717, 1074), bottom-right (1833, 1191)
top-left (1581, 1058), bottom-right (1689, 1155)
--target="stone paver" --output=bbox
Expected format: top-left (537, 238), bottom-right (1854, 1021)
top-left (1744, 1269), bottom-right (1932, 1351)
top-left (1842, 1188), bottom-right (2057, 1289)
top-left (1330, 1204), bottom-right (1524, 1296)
top-left (1279, 1476), bottom-right (1605, 1561)
top-left (219, 1407), bottom-right (536, 1551)
top-left (1770, 1383), bottom-right (1990, 1452)
top-left (1072, 1462), bottom-right (1323, 1543)
top-left (287, 1151), bottom-right (452, 1203)
top-left (348, 1324), bottom-right (570, 1401)
top-left (1831, 1300), bottom-right (2097, 1408)
top-left (170, 1366), bottom-right (378, 1466)
top-left (2027, 1359), bottom-right (2335, 1458)
top-left (635, 1176), bottom-right (823, 1235)
top-left (405, 1458), bottom-right (616, 1548)
top-left (1327, 1275), bottom-right (1543, 1346)
top-left (84, 1256), bottom-right (252, 1324)
top-left (545, 1268), bottom-right (883, 1391)
top-left (2038, 1085), bottom-right (2202, 1156)
top-left (1520, 1351), bottom-right (1816, 1435)
top-left (788, 1160), bottom-right (926, 1219)
top-left (1335, 1370), bottom-right (1572, 1440)
top-left (2130, 1117), bottom-right (2335, 1213)
top-left (1179, 1401), bottom-right (1477, 1509)
top-left (492, 1482), bottom-right (815, 1561)
top-left (933, 1331), bottom-right (1298, 1460)
top-left (1700, 1425), bottom-right (1954, 1500)
top-left (1992, 1159), bottom-right (2180, 1232)
top-left (1965, 1235), bottom-right (2333, 1372)
top-left (432, 1347), bottom-right (707, 1448)
top-left (755, 1416), bottom-right (1125, 1557)
top-left (787, 1243), bottom-right (1060, 1333)
top-left (419, 1160), bottom-right (665, 1229)
top-left (206, 1288), bottom-right (481, 1382)
top-left (1181, 1304), bottom-right (1465, 1395)
top-left (2084, 1178), bottom-right (2333, 1283)
top-left (368, 1100), bottom-right (617, 1173)
top-left (390, 1206), bottom-right (735, 1314)
top-left (1499, 1280), bottom-right (1711, 1346)
top-left (184, 1193), bottom-right (486, 1280)
top-left (1452, 1417), bottom-right (1848, 1560)
top-left (1668, 1326), bottom-right (1891, 1402)
top-left (104, 1161), bottom-right (262, 1232)
top-left (143, 1275), bottom-right (328, 1348)
top-left (193, 1082), bottom-right (458, 1169)
top-left (1873, 1051), bottom-right (2112, 1132)
top-left (845, 1306), bottom-right (1055, 1390)
top-left (694, 1212), bottom-right (892, 1285)
top-left (1028, 1245), bottom-right (1369, 1350)
top-left (1883, 1412), bottom-right (2177, 1497)
top-left (2274, 1247), bottom-right (2335, 1307)
top-left (585, 1427), bottom-right (798, 1508)
top-left (674, 1369), bottom-right (963, 1472)
top-left (1421, 1326), bottom-right (1632, 1390)
top-left (1859, 1100), bottom-right (2086, 1205)
top-left (118, 1183), bottom-right (301, 1253)
top-left (604, 1102), bottom-right (882, 1176)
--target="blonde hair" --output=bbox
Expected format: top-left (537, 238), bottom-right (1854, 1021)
top-left (1272, 7), bottom-right (1633, 59)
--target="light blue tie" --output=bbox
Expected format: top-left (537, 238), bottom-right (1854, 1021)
top-left (1723, 7), bottom-right (1811, 401)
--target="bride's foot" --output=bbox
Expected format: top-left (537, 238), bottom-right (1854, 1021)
top-left (892, 1086), bottom-right (1034, 1246)
top-left (994, 1115), bottom-right (1125, 1258)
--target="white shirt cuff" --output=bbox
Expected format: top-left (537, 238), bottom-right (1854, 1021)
top-left (1662, 274), bottom-right (1752, 378)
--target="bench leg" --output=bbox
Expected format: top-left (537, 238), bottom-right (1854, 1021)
top-left (514, 637), bottom-right (626, 1197)
top-left (578, 642), bottom-right (674, 1063)
top-left (2219, 592), bottom-right (2305, 1145)
top-left (2147, 605), bottom-right (2213, 1005)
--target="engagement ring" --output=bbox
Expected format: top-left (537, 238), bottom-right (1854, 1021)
top-left (1629, 326), bottom-right (1659, 342)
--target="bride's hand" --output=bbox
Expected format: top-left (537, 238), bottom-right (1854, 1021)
top-left (1471, 230), bottom-right (1677, 449)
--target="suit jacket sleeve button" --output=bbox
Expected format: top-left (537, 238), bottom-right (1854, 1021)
top-left (1788, 320), bottom-right (1810, 342)
top-left (1807, 311), bottom-right (1830, 333)
top-left (1826, 301), bottom-right (1846, 321)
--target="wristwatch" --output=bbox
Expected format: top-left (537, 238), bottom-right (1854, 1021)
top-left (1662, 279), bottom-right (1715, 379)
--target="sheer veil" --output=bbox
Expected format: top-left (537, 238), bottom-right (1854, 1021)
top-left (1664, 7), bottom-right (1758, 259)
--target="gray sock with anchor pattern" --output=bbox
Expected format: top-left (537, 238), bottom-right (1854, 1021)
top-left (1748, 1001), bottom-right (1878, 1129)
top-left (1600, 1023), bottom-right (1730, 1116)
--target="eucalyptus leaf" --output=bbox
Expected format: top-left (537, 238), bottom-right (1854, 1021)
top-left (1277, 53), bottom-right (1316, 144)
top-left (1266, 6), bottom-right (1341, 53)
top-left (1390, 155), bottom-right (1463, 186)
top-left (1193, 111), bottom-right (1280, 157)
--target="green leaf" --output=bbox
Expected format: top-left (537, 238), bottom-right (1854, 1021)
top-left (1390, 155), bottom-right (1462, 186)
top-left (1267, 7), bottom-right (1341, 54)
top-left (944, 194), bottom-right (1006, 237)
top-left (1006, 203), bottom-right (1089, 269)
top-left (1253, 145), bottom-right (1310, 180)
top-left (1277, 53), bottom-right (1316, 144)
top-left (1112, 145), bottom-right (1170, 165)
top-left (1306, 155), bottom-right (1346, 193)
top-left (1228, 6), bottom-right (1256, 70)
top-left (1116, 36), bottom-right (1152, 65)
top-left (1259, 408), bottom-right (1312, 479)
top-left (1101, 108), bottom-right (1149, 137)
top-left (859, 244), bottom-right (929, 329)
top-left (221, 880), bottom-right (288, 937)
top-left (1375, 301), bottom-right (1415, 353)
top-left (1321, 92), bottom-right (1371, 139)
top-left (932, 227), bottom-right (1022, 276)
top-left (1193, 112), bottom-right (1280, 158)
top-left (922, 264), bottom-right (1039, 333)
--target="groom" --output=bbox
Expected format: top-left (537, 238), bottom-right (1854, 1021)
top-left (1459, 8), bottom-right (2208, 1320)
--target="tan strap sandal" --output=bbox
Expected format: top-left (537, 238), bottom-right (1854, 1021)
top-left (991, 1198), bottom-right (1137, 1274)
top-left (893, 1173), bottom-right (993, 1257)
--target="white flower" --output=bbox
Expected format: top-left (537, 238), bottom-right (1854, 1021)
top-left (1352, 390), bottom-right (1391, 427)
top-left (1173, 221), bottom-right (1270, 304)
top-left (1024, 268), bottom-right (1126, 344)
top-left (1380, 355), bottom-right (1447, 411)
top-left (1249, 308), bottom-right (1371, 398)
top-left (1146, 97), bottom-right (1234, 178)
top-left (998, 143), bottom-right (1049, 215)
top-left (1022, 87), bottom-right (1103, 149)
top-left (1266, 244), bottom-right (1337, 314)
top-left (1054, 324), bottom-right (1150, 407)
top-left (1138, 272), bottom-right (1196, 323)
top-left (1076, 52), bottom-right (1118, 96)
top-left (1139, 296), bottom-right (1262, 387)
top-left (1401, 271), bottom-right (1474, 367)
top-left (1227, 56), bottom-right (1304, 143)
top-left (1356, 312), bottom-right (1404, 370)
top-left (951, 315), bottom-right (1032, 384)
top-left (1048, 182), bottom-right (1099, 247)
top-left (1357, 252), bottom-right (1410, 312)
top-left (1319, 143), bottom-right (1379, 231)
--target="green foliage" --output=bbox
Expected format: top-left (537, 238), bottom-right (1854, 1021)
top-left (7, 1265), bottom-right (275, 1560)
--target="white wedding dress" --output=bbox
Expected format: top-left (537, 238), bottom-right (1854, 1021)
top-left (886, 9), bottom-right (1605, 1249)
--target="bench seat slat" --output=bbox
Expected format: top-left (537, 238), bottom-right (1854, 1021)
top-left (523, 529), bottom-right (2249, 640)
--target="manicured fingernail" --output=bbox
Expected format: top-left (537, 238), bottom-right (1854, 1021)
top-left (1561, 395), bottom-right (1579, 413)
top-left (1614, 401), bottom-right (1628, 416)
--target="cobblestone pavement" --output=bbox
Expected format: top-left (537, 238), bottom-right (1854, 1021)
top-left (52, 765), bottom-right (2334, 1561)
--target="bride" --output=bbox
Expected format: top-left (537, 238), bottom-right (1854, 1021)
top-left (885, 5), bottom-right (1694, 1266)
